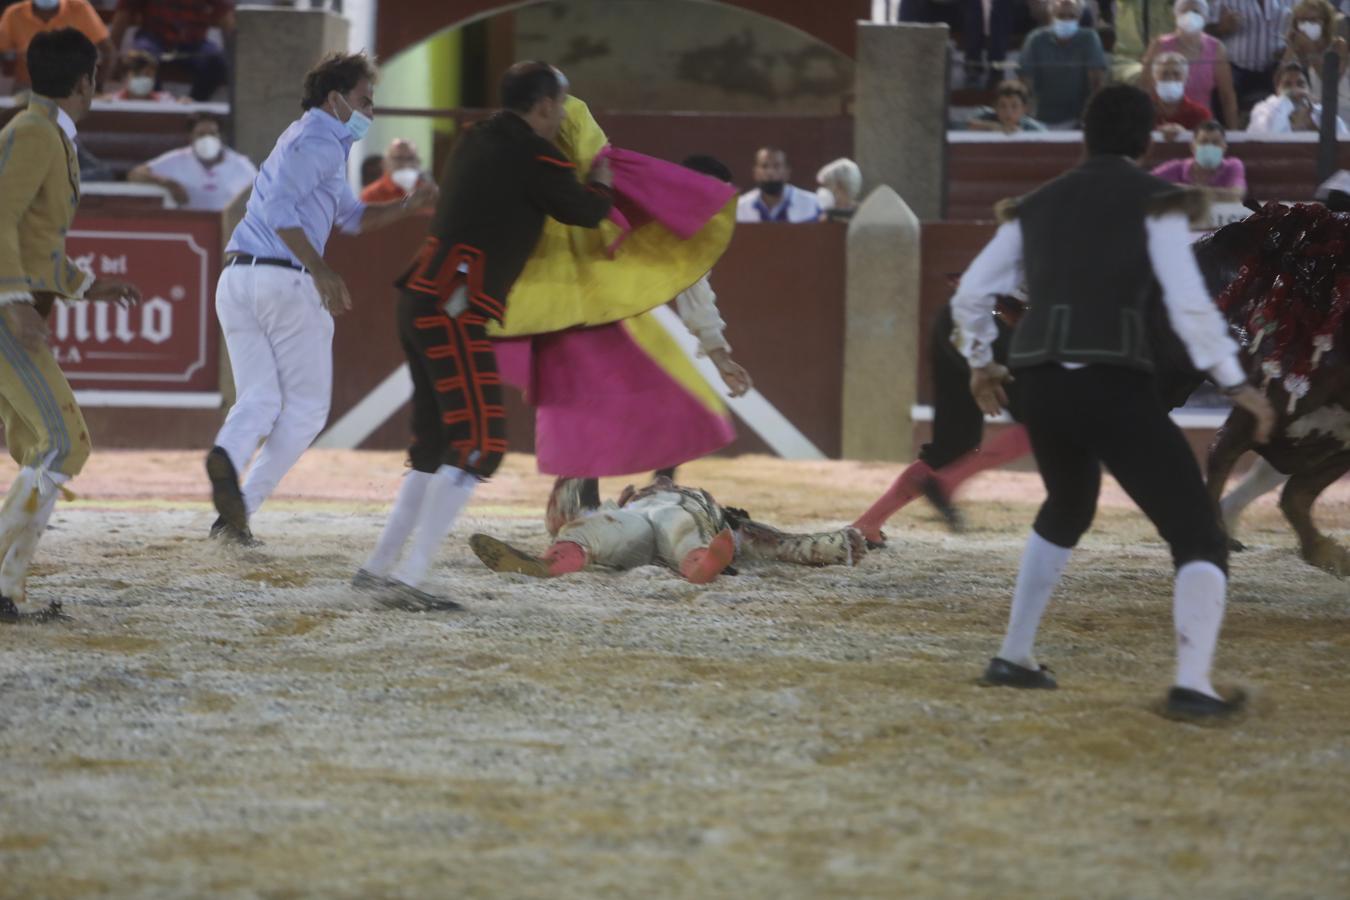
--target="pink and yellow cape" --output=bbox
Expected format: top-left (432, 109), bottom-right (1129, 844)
top-left (490, 97), bottom-right (738, 477)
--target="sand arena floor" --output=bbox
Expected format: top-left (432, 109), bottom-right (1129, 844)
top-left (1, 451), bottom-right (1347, 899)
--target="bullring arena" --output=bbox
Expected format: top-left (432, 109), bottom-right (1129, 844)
top-left (2, 450), bottom-right (1346, 898)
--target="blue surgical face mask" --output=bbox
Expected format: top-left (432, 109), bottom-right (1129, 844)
top-left (335, 93), bottom-right (371, 141)
top-left (1052, 18), bottom-right (1080, 39)
top-left (1194, 143), bottom-right (1224, 168)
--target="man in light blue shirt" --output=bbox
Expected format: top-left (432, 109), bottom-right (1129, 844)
top-left (205, 51), bottom-right (436, 544)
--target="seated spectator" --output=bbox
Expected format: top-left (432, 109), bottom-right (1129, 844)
top-left (360, 138), bottom-right (433, 203)
top-left (359, 153), bottom-right (383, 189)
top-left (1249, 60), bottom-right (1350, 135)
top-left (109, 0), bottom-right (233, 102)
top-left (735, 146), bottom-right (822, 223)
top-left (1018, 0), bottom-right (1108, 127)
top-left (0, 0), bottom-right (115, 85)
top-left (815, 157), bottom-right (862, 221)
top-left (1209, 0), bottom-right (1292, 109)
top-left (1282, 0), bottom-right (1350, 125)
top-left (968, 80), bottom-right (1049, 132)
top-left (126, 112), bottom-right (257, 210)
top-left (1141, 0), bottom-right (1238, 128)
top-left (1150, 120), bottom-right (1246, 201)
top-left (1151, 52), bottom-right (1215, 136)
top-left (76, 136), bottom-right (114, 182)
top-left (105, 48), bottom-right (177, 101)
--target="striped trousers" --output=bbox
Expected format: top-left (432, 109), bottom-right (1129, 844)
top-left (0, 308), bottom-right (89, 478)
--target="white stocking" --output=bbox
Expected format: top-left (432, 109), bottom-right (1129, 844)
top-left (1173, 561), bottom-right (1227, 699)
top-left (391, 465), bottom-right (477, 588)
top-left (363, 470), bottom-right (433, 576)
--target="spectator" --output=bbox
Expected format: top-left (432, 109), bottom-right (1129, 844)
top-left (735, 147), bottom-right (822, 223)
top-left (105, 48), bottom-right (176, 101)
top-left (359, 153), bottom-right (383, 188)
top-left (127, 112), bottom-right (257, 210)
top-left (1018, 0), bottom-right (1108, 127)
top-left (1249, 58), bottom-right (1350, 132)
top-left (815, 157), bottom-right (862, 221)
top-left (75, 135), bottom-right (113, 181)
top-left (0, 0), bottom-right (115, 85)
top-left (1151, 52), bottom-right (1218, 136)
top-left (1314, 168), bottom-right (1350, 208)
top-left (968, 79), bottom-right (1050, 132)
top-left (109, 0), bottom-right (233, 102)
top-left (360, 137), bottom-right (432, 203)
top-left (1150, 120), bottom-right (1247, 201)
top-left (1208, 0), bottom-right (1295, 107)
top-left (1142, 0), bottom-right (1240, 128)
top-left (1281, 0), bottom-right (1350, 122)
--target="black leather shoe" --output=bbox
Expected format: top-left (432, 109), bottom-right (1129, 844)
top-left (979, 656), bottom-right (1057, 689)
top-left (0, 596), bottom-right (71, 624)
top-left (205, 447), bottom-right (248, 533)
top-left (0, 596), bottom-right (18, 624)
top-left (209, 515), bottom-right (260, 547)
top-left (376, 581), bottom-right (465, 613)
top-left (1163, 687), bottom-right (1247, 721)
top-left (921, 477), bottom-right (965, 533)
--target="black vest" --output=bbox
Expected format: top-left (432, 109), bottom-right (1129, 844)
top-left (1004, 155), bottom-right (1206, 372)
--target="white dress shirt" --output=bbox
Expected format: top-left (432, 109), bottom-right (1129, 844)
top-left (951, 214), bottom-right (1245, 389)
top-left (735, 184), bottom-right (823, 223)
top-left (1247, 92), bottom-right (1350, 137)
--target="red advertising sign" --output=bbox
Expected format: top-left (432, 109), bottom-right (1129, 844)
top-left (54, 213), bottom-right (221, 399)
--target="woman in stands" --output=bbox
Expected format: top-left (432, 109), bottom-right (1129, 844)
top-left (1141, 0), bottom-right (1240, 128)
top-left (1150, 120), bottom-right (1247, 202)
top-left (1281, 0), bottom-right (1350, 125)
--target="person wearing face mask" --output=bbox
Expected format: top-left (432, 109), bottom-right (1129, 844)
top-left (0, 0), bottom-right (116, 87)
top-left (1249, 58), bottom-right (1350, 132)
top-left (1281, 0), bottom-right (1350, 124)
top-left (735, 147), bottom-right (822, 223)
top-left (0, 29), bottom-right (143, 624)
top-left (203, 52), bottom-right (439, 547)
top-left (359, 138), bottom-right (431, 204)
top-left (1150, 52), bottom-right (1216, 134)
top-left (1141, 0), bottom-right (1240, 128)
top-left (1017, 0), bottom-right (1108, 127)
top-left (106, 49), bottom-right (175, 102)
top-left (1209, 0), bottom-right (1297, 107)
top-left (128, 113), bottom-right (257, 211)
top-left (1150, 120), bottom-right (1247, 200)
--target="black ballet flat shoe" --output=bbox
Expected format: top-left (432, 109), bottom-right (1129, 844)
top-left (376, 581), bottom-right (465, 613)
top-left (205, 447), bottom-right (249, 534)
top-left (1163, 687), bottom-right (1247, 722)
top-left (921, 477), bottom-right (965, 533)
top-left (209, 515), bottom-right (260, 547)
top-left (0, 596), bottom-right (71, 625)
top-left (979, 656), bottom-right (1057, 689)
top-left (1228, 537), bottom-right (1248, 553)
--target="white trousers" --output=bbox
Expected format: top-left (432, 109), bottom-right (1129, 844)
top-left (559, 493), bottom-right (712, 571)
top-left (212, 264), bottom-right (334, 516)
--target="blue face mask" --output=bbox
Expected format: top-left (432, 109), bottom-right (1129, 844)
top-left (1052, 18), bottom-right (1080, 39)
top-left (335, 94), bottom-right (371, 141)
top-left (1194, 144), bottom-right (1225, 168)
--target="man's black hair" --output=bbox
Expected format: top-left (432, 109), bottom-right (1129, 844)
top-left (301, 52), bottom-right (377, 111)
top-left (682, 154), bottom-right (733, 183)
top-left (500, 61), bottom-right (562, 114)
top-left (1276, 60), bottom-right (1310, 83)
top-left (1083, 84), bottom-right (1155, 158)
top-left (185, 111), bottom-right (219, 132)
top-left (360, 154), bottom-right (383, 187)
top-left (27, 28), bottom-right (98, 99)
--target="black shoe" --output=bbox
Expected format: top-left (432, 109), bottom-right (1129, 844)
top-left (1163, 686), bottom-right (1247, 721)
top-left (209, 515), bottom-right (260, 547)
top-left (979, 656), bottom-right (1057, 689)
top-left (0, 595), bottom-right (71, 625)
top-left (921, 477), bottom-right (965, 533)
top-left (350, 568), bottom-right (390, 591)
top-left (376, 580), bottom-right (465, 613)
top-left (205, 446), bottom-right (248, 533)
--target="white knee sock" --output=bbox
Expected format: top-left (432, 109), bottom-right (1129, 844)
top-left (0, 467), bottom-right (41, 563)
top-left (363, 470), bottom-right (434, 576)
top-left (0, 468), bottom-right (65, 600)
top-left (391, 465), bottom-right (477, 588)
top-left (997, 530), bottom-right (1073, 669)
top-left (1173, 560), bottom-right (1227, 698)
top-left (1220, 457), bottom-right (1288, 534)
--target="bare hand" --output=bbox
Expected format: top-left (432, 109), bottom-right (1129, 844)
top-left (1160, 122), bottom-right (1185, 141)
top-left (970, 362), bottom-right (1013, 416)
top-left (709, 348), bottom-right (752, 397)
top-left (85, 278), bottom-right (142, 308)
top-left (1, 302), bottom-right (49, 352)
top-left (163, 179), bottom-right (190, 206)
top-left (1231, 384), bottom-right (1276, 443)
top-left (406, 180), bottom-right (438, 211)
top-left (311, 264), bottom-right (352, 316)
top-left (590, 155), bottom-right (613, 188)
top-left (1218, 8), bottom-right (1241, 34)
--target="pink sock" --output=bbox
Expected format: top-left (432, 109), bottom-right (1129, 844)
top-left (933, 426), bottom-right (1033, 496)
top-left (851, 460), bottom-right (934, 541)
top-left (544, 541), bottom-right (587, 576)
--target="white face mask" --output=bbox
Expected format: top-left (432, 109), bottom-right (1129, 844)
top-left (390, 167), bottom-right (421, 195)
top-left (1177, 11), bottom-right (1206, 33)
top-left (1052, 18), bottom-right (1080, 39)
top-left (1298, 21), bottom-right (1324, 42)
top-left (1156, 80), bottom-right (1187, 103)
top-left (193, 134), bottom-right (222, 162)
top-left (128, 75), bottom-right (155, 97)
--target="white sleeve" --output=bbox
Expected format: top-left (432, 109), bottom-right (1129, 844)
top-left (1145, 213), bottom-right (1245, 389)
top-left (673, 274), bottom-right (730, 355)
top-left (1247, 95), bottom-right (1292, 133)
top-left (952, 220), bottom-right (1024, 368)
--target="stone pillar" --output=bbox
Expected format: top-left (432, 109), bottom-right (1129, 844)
top-left (233, 7), bottom-right (351, 167)
top-left (842, 186), bottom-right (920, 462)
top-left (854, 22), bottom-right (949, 220)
